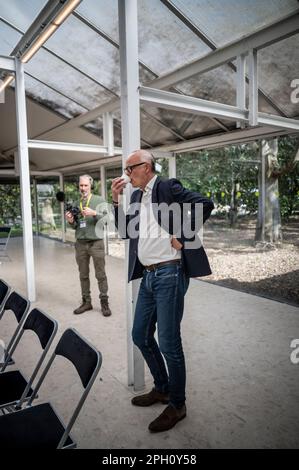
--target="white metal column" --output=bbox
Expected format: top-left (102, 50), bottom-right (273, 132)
top-left (103, 112), bottom-right (114, 156)
top-left (236, 54), bottom-right (246, 129)
top-left (59, 174), bottom-right (65, 243)
top-left (100, 166), bottom-right (109, 255)
top-left (260, 140), bottom-right (266, 242)
top-left (248, 49), bottom-right (258, 126)
top-left (118, 0), bottom-right (144, 390)
top-left (168, 154), bottom-right (177, 178)
top-left (32, 177), bottom-right (39, 236)
top-left (15, 58), bottom-right (36, 301)
top-left (100, 165), bottom-right (107, 199)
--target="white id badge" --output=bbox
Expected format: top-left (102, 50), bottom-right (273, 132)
top-left (79, 220), bottom-right (86, 228)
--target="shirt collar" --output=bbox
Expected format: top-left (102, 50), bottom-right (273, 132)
top-left (144, 175), bottom-right (157, 194)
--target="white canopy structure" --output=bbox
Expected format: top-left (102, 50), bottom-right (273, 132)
top-left (0, 0), bottom-right (298, 389)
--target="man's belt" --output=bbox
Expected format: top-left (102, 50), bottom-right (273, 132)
top-left (144, 259), bottom-right (181, 272)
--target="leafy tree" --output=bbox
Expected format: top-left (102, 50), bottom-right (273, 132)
top-left (0, 185), bottom-right (21, 224)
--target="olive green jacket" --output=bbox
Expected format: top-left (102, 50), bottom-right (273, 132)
top-left (69, 194), bottom-right (106, 240)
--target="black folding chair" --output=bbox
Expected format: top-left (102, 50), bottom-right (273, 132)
top-left (0, 328), bottom-right (102, 449)
top-left (0, 279), bottom-right (10, 315)
top-left (0, 308), bottom-right (58, 412)
top-left (0, 227), bottom-right (12, 262)
top-left (0, 292), bottom-right (30, 366)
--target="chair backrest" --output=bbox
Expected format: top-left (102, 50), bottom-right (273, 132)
top-left (23, 308), bottom-right (58, 350)
top-left (0, 279), bottom-right (10, 314)
top-left (0, 227), bottom-right (11, 253)
top-left (28, 328), bottom-right (102, 449)
top-left (1, 308), bottom-right (58, 407)
top-left (0, 291), bottom-right (30, 358)
top-left (2, 292), bottom-right (30, 324)
top-left (55, 328), bottom-right (100, 388)
top-left (1, 308), bottom-right (58, 406)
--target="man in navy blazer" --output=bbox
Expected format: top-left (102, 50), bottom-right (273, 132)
top-left (112, 150), bottom-right (213, 433)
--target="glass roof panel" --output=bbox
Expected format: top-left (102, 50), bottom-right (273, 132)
top-left (25, 48), bottom-right (114, 110)
top-left (258, 35), bottom-right (299, 118)
top-left (24, 74), bottom-right (86, 119)
top-left (142, 104), bottom-right (228, 138)
top-left (45, 15), bottom-right (120, 94)
top-left (0, 18), bottom-right (21, 55)
top-left (0, 0), bottom-right (48, 31)
top-left (137, 0), bottom-right (211, 76)
top-left (171, 0), bottom-right (299, 48)
top-left (175, 65), bottom-right (237, 107)
top-left (76, 0), bottom-right (119, 42)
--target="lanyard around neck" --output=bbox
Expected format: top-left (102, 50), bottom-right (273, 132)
top-left (80, 193), bottom-right (92, 211)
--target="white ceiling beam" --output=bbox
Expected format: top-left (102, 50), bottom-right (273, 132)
top-left (154, 125), bottom-right (298, 153)
top-left (28, 139), bottom-right (122, 153)
top-left (50, 154), bottom-right (122, 173)
top-left (0, 55), bottom-right (15, 72)
top-left (140, 86), bottom-right (247, 121)
top-left (258, 113), bottom-right (299, 131)
top-left (140, 86), bottom-right (299, 132)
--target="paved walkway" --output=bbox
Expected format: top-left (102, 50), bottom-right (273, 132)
top-left (1, 236), bottom-right (299, 448)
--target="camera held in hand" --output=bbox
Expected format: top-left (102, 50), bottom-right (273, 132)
top-left (56, 191), bottom-right (81, 223)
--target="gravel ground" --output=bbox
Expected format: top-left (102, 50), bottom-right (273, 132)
top-left (107, 216), bottom-right (299, 306)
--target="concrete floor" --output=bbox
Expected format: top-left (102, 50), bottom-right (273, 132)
top-left (1, 236), bottom-right (299, 449)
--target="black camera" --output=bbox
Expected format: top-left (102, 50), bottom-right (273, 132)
top-left (56, 191), bottom-right (81, 223)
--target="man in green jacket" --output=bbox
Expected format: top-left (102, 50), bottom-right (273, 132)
top-left (66, 174), bottom-right (111, 317)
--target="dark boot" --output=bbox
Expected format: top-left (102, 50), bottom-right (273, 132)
top-left (131, 388), bottom-right (169, 407)
top-left (101, 298), bottom-right (111, 317)
top-left (148, 404), bottom-right (186, 432)
top-left (73, 301), bottom-right (93, 315)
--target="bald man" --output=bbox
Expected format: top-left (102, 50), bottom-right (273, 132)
top-left (66, 174), bottom-right (111, 317)
top-left (112, 150), bottom-right (214, 432)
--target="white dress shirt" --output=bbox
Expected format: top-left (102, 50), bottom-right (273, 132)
top-left (137, 175), bottom-right (181, 266)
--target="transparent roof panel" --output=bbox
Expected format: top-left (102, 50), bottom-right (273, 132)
top-left (137, 0), bottom-right (211, 76)
top-left (0, 0), bottom-right (48, 32)
top-left (25, 74), bottom-right (86, 120)
top-left (182, 116), bottom-right (235, 138)
top-left (77, 0), bottom-right (211, 77)
top-left (0, 18), bottom-right (21, 55)
top-left (45, 15), bottom-right (120, 94)
top-left (76, 0), bottom-right (119, 42)
top-left (258, 34), bottom-right (299, 118)
top-left (25, 48), bottom-right (114, 110)
top-left (83, 118), bottom-right (103, 139)
top-left (142, 104), bottom-right (228, 138)
top-left (178, 65), bottom-right (237, 107)
top-left (171, 0), bottom-right (299, 47)
top-left (83, 118), bottom-right (123, 148)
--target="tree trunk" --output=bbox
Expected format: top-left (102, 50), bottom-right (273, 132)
top-left (255, 138), bottom-right (282, 243)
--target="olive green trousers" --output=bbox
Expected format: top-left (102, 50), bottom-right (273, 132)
top-left (75, 239), bottom-right (108, 303)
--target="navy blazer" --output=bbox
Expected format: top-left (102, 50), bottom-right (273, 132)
top-left (114, 176), bottom-right (214, 281)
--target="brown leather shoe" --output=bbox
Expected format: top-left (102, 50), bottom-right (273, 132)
top-left (131, 388), bottom-right (169, 407)
top-left (101, 299), bottom-right (112, 317)
top-left (148, 404), bottom-right (186, 432)
top-left (73, 302), bottom-right (93, 315)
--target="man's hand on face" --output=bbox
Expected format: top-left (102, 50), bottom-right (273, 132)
top-left (66, 211), bottom-right (74, 224)
top-left (81, 207), bottom-right (97, 217)
top-left (171, 236), bottom-right (183, 250)
top-left (111, 177), bottom-right (127, 201)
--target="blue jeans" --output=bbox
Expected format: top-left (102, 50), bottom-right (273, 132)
top-left (132, 263), bottom-right (190, 408)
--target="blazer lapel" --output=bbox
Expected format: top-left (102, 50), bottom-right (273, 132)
top-left (151, 176), bottom-right (160, 204)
